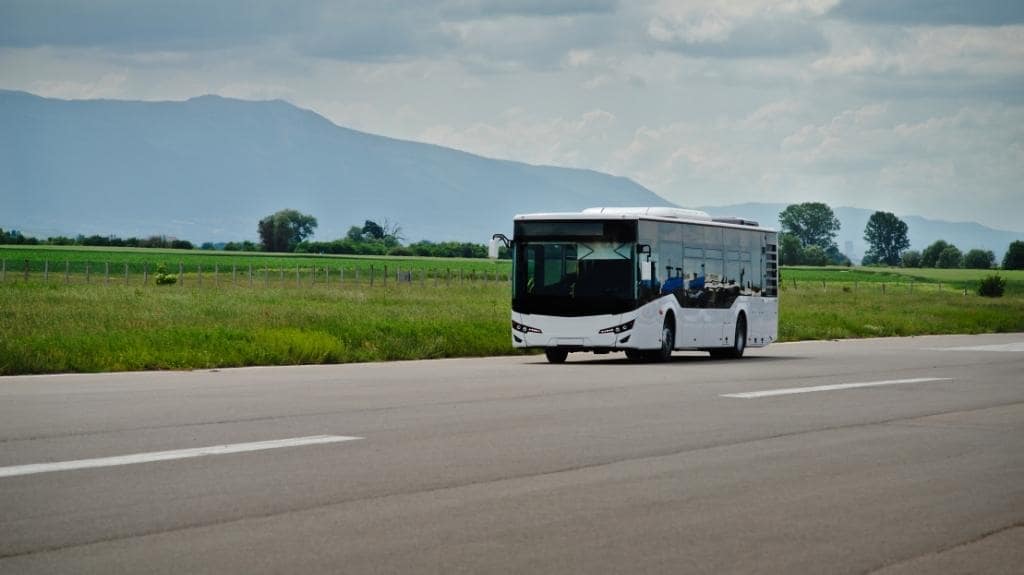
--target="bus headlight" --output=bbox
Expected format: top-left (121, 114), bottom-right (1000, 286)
top-left (513, 321), bottom-right (542, 334)
top-left (599, 320), bottom-right (634, 334)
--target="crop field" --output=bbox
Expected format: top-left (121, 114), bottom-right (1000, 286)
top-left (1, 256), bottom-right (1022, 375)
top-left (0, 245), bottom-right (512, 283)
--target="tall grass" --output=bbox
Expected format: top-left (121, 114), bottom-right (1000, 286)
top-left (0, 282), bottom-right (513, 374)
top-left (1, 266), bottom-right (1022, 375)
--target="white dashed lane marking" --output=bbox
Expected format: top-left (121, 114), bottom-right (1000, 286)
top-left (0, 435), bottom-right (362, 478)
top-left (721, 378), bottom-right (953, 399)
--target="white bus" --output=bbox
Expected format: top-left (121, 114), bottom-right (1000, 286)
top-left (491, 207), bottom-right (778, 363)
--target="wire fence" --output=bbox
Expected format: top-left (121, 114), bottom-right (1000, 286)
top-left (779, 277), bottom-right (971, 295)
top-left (0, 259), bottom-right (510, 289)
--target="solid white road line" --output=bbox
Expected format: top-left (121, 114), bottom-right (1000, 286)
top-left (928, 342), bottom-right (1024, 352)
top-left (0, 435), bottom-right (362, 479)
top-left (721, 377), bottom-right (953, 399)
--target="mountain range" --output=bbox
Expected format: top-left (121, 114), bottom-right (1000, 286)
top-left (0, 90), bottom-right (670, 243)
top-left (2, 90), bottom-right (1020, 260)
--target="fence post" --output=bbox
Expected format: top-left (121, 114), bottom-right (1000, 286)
top-left (65, 260), bottom-right (70, 284)
top-left (178, 262), bottom-right (183, 287)
top-left (44, 260), bottom-right (49, 283)
top-left (144, 263), bottom-right (149, 285)
top-left (125, 263), bottom-right (129, 286)
top-left (248, 264), bottom-right (253, 287)
top-left (105, 262), bottom-right (110, 285)
top-left (370, 265), bottom-right (375, 287)
top-left (355, 267), bottom-right (359, 285)
top-left (295, 265), bottom-right (300, 288)
top-left (198, 264), bottom-right (202, 287)
top-left (384, 265), bottom-right (388, 286)
top-left (265, 266), bottom-right (269, 288)
top-left (232, 264), bottom-right (237, 285)
top-left (214, 264), bottom-right (218, 287)
top-left (324, 267), bottom-right (329, 285)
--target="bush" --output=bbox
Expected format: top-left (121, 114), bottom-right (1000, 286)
top-left (802, 245), bottom-right (829, 266)
top-left (900, 250), bottom-right (922, 268)
top-left (154, 263), bottom-right (177, 285)
top-left (978, 274), bottom-right (1006, 298)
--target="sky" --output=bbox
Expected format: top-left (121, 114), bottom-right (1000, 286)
top-left (1, 0), bottom-right (1022, 231)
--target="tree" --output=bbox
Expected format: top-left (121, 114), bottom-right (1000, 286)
top-left (936, 245), bottom-right (963, 269)
top-left (778, 203), bottom-right (841, 251)
top-left (863, 211), bottom-right (910, 267)
top-left (963, 249), bottom-right (995, 269)
top-left (361, 220), bottom-right (385, 240)
top-left (900, 250), bottom-right (922, 268)
top-left (258, 209), bottom-right (317, 252)
top-left (1003, 240), bottom-right (1024, 270)
top-left (921, 240), bottom-right (950, 268)
top-left (778, 233), bottom-right (803, 266)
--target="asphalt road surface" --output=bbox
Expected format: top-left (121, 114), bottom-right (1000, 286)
top-left (1, 333), bottom-right (1022, 574)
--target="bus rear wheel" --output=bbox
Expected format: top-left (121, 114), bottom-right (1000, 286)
top-left (545, 349), bottom-right (569, 364)
top-left (712, 315), bottom-right (746, 359)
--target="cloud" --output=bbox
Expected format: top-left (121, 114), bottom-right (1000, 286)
top-left (829, 0), bottom-right (1024, 27)
top-left (645, 0), bottom-right (834, 58)
top-left (419, 107), bottom-right (617, 168)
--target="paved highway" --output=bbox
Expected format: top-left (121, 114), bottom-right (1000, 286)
top-left (1, 333), bottom-right (1022, 574)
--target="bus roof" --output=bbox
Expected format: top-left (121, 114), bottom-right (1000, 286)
top-left (514, 207), bottom-right (776, 233)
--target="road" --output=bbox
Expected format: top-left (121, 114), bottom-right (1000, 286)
top-left (1, 333), bottom-right (1022, 574)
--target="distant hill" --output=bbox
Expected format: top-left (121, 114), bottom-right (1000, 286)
top-left (699, 203), bottom-right (1023, 263)
top-left (0, 90), bottom-right (673, 243)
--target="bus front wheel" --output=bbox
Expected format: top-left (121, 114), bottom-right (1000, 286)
top-left (545, 349), bottom-right (569, 364)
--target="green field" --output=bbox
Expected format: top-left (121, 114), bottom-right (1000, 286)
top-left (1, 256), bottom-right (1022, 375)
top-left (782, 266), bottom-right (1024, 294)
top-left (0, 245), bottom-right (512, 281)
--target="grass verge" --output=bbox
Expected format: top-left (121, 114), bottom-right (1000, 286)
top-left (1, 266), bottom-right (1022, 375)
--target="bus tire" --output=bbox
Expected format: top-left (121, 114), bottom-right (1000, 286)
top-left (625, 349), bottom-right (645, 362)
top-left (724, 314), bottom-right (747, 359)
top-left (545, 348), bottom-right (569, 364)
top-left (651, 317), bottom-right (675, 362)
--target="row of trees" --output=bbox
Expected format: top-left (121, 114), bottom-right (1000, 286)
top-left (902, 240), bottom-right (1024, 270)
top-left (0, 229), bottom-right (195, 250)
top-left (257, 210), bottom-right (503, 258)
top-left (776, 203), bottom-right (1024, 270)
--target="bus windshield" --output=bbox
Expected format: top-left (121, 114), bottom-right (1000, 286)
top-left (513, 241), bottom-right (636, 316)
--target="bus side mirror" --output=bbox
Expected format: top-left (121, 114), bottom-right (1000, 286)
top-left (489, 234), bottom-right (510, 260)
top-left (640, 261), bottom-right (653, 282)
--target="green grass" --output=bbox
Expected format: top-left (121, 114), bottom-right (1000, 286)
top-left (0, 282), bottom-right (515, 374)
top-left (782, 266), bottom-right (1024, 295)
top-left (1, 264), bottom-right (1021, 375)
